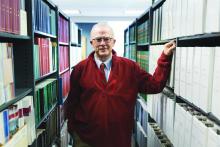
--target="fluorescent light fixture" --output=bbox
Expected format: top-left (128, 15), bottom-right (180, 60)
top-left (63, 9), bottom-right (81, 15)
top-left (124, 9), bottom-right (145, 15)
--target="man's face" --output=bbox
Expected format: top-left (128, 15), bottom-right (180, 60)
top-left (90, 27), bottom-right (115, 60)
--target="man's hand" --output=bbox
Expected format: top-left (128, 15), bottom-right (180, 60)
top-left (163, 40), bottom-right (176, 56)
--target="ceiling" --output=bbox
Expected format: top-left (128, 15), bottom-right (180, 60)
top-left (51, 0), bottom-right (152, 22)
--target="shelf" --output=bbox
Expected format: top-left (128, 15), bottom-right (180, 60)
top-left (0, 88), bottom-right (32, 112)
top-left (177, 33), bottom-right (220, 47)
top-left (148, 114), bottom-right (157, 123)
top-left (36, 102), bottom-right (58, 128)
top-left (137, 45), bottom-right (149, 51)
top-left (35, 70), bottom-right (57, 83)
top-left (176, 96), bottom-right (208, 117)
top-left (59, 95), bottom-right (68, 105)
top-left (208, 113), bottom-right (220, 127)
top-left (59, 68), bottom-right (70, 75)
top-left (0, 32), bottom-right (31, 40)
top-left (137, 95), bottom-right (147, 111)
top-left (151, 39), bottom-right (172, 45)
top-left (162, 86), bottom-right (175, 98)
top-left (70, 42), bottom-right (78, 46)
top-left (70, 42), bottom-right (81, 47)
top-left (44, 0), bottom-right (57, 8)
top-left (164, 85), bottom-right (174, 93)
top-left (34, 30), bottom-right (57, 38)
top-left (137, 42), bottom-right (149, 46)
top-left (59, 42), bottom-right (69, 46)
top-left (129, 41), bottom-right (136, 44)
top-left (177, 95), bottom-right (220, 126)
top-left (152, 0), bottom-right (166, 10)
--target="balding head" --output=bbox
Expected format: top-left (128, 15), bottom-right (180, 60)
top-left (90, 22), bottom-right (116, 62)
top-left (90, 23), bottom-right (114, 40)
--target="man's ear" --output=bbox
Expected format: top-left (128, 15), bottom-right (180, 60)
top-left (113, 39), bottom-right (116, 44)
top-left (90, 40), bottom-right (92, 44)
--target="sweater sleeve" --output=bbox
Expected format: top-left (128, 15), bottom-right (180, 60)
top-left (137, 51), bottom-right (173, 94)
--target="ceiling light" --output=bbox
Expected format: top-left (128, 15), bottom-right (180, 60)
top-left (63, 9), bottom-right (81, 15)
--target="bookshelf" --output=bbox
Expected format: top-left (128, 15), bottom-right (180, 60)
top-left (57, 10), bottom-right (70, 104)
top-left (125, 0), bottom-right (220, 146)
top-left (0, 0), bottom-right (35, 145)
top-left (69, 21), bottom-right (82, 70)
top-left (33, 0), bottom-right (60, 146)
top-left (124, 5), bottom-right (153, 147)
top-left (0, 0), bottom-right (82, 146)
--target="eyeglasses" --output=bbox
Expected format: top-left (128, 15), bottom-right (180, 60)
top-left (92, 37), bottom-right (113, 43)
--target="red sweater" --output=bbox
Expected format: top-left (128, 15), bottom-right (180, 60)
top-left (65, 50), bottom-right (172, 147)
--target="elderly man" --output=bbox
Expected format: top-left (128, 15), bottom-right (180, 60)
top-left (65, 22), bottom-right (176, 147)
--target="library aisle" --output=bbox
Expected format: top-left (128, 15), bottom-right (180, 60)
top-left (1, 0), bottom-right (220, 147)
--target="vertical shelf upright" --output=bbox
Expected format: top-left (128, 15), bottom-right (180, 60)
top-left (128, 21), bottom-right (137, 62)
top-left (123, 28), bottom-right (129, 58)
top-left (32, 0), bottom-right (60, 146)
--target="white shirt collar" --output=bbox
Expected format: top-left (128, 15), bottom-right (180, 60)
top-left (94, 54), bottom-right (112, 70)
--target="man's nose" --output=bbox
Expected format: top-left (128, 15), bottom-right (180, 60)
top-left (100, 39), bottom-right (106, 44)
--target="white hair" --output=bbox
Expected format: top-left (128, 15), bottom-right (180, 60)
top-left (90, 22), bottom-right (114, 40)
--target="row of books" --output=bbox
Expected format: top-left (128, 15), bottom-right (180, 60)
top-left (152, 6), bottom-right (162, 42)
top-left (174, 47), bottom-right (220, 119)
top-left (59, 46), bottom-right (69, 73)
top-left (134, 121), bottom-right (147, 147)
top-left (147, 122), bottom-right (173, 147)
top-left (70, 22), bottom-right (79, 44)
top-left (0, 0), bottom-right (27, 35)
top-left (58, 16), bottom-right (69, 43)
top-left (0, 95), bottom-right (36, 146)
top-left (124, 45), bottom-right (129, 59)
top-left (60, 120), bottom-right (69, 147)
top-left (148, 91), bottom-right (220, 147)
top-left (33, 106), bottom-right (59, 147)
top-left (135, 98), bottom-right (148, 134)
top-left (34, 79), bottom-right (58, 125)
top-left (59, 105), bottom-right (65, 128)
top-left (0, 43), bottom-right (15, 106)
top-left (129, 26), bottom-right (136, 43)
top-left (70, 46), bottom-right (82, 68)
top-left (124, 30), bottom-right (129, 44)
top-left (174, 102), bottom-right (220, 147)
top-left (129, 44), bottom-right (136, 61)
top-left (124, 44), bottom-right (135, 61)
top-left (137, 21), bottom-right (149, 45)
top-left (147, 91), bottom-right (175, 142)
top-left (149, 45), bottom-right (175, 88)
top-left (34, 37), bottom-right (57, 79)
top-left (160, 0), bottom-right (220, 40)
top-left (34, 0), bottom-right (56, 35)
top-left (59, 71), bottom-right (70, 101)
top-left (137, 51), bottom-right (149, 72)
top-left (137, 51), bottom-right (149, 101)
